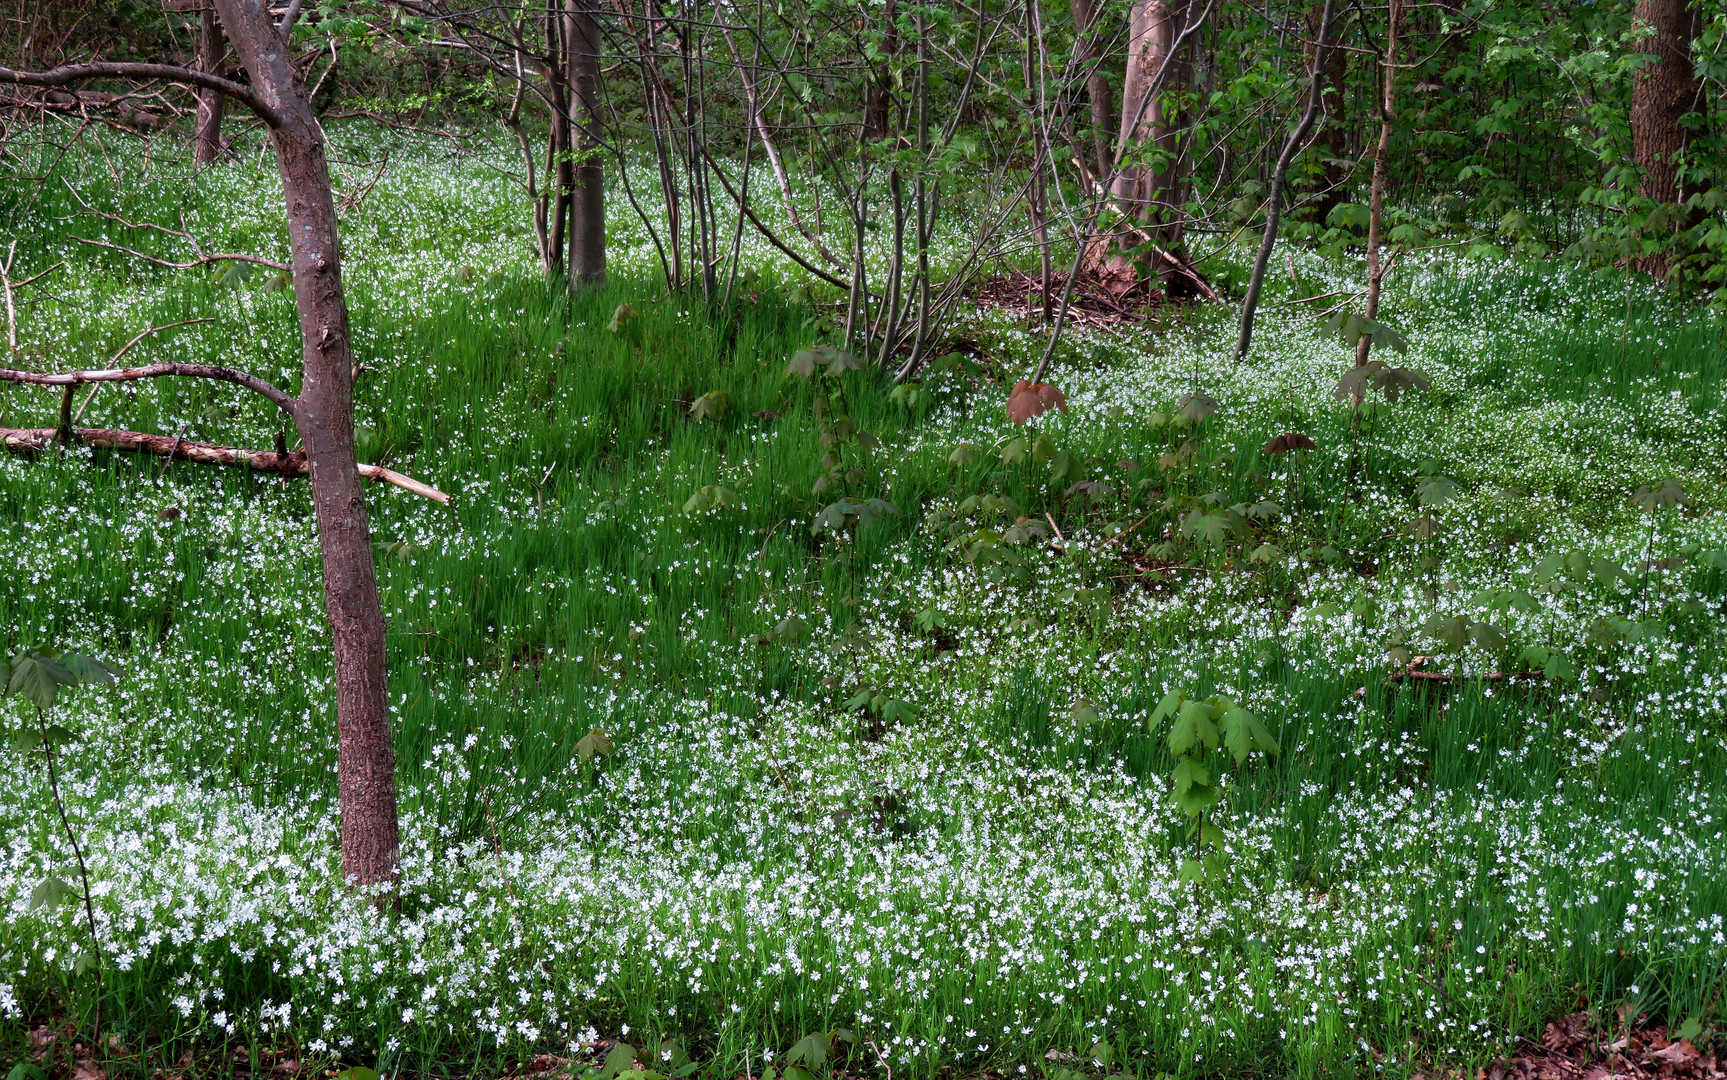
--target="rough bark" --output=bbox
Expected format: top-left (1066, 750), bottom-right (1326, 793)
top-left (565, 0), bottom-right (606, 286)
top-left (213, 0), bottom-right (401, 889)
top-left (1630, 0), bottom-right (1703, 276)
top-left (194, 3), bottom-right (225, 165)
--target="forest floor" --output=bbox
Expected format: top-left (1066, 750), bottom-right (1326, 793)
top-left (1, 128), bottom-right (1725, 1080)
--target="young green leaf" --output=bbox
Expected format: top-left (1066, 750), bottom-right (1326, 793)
top-left (606, 303), bottom-right (637, 334)
top-left (786, 1032), bottom-right (831, 1070)
top-left (1169, 700), bottom-right (1220, 755)
top-left (29, 875), bottom-right (76, 911)
top-left (1150, 690), bottom-right (1185, 727)
top-left (689, 389), bottom-right (732, 422)
top-left (575, 728), bottom-right (615, 762)
top-left (1069, 698), bottom-right (1101, 728)
top-left (601, 1044), bottom-right (638, 1079)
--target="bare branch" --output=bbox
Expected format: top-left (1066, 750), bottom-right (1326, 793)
top-left (109, 318), bottom-right (217, 365)
top-left (70, 236), bottom-right (291, 274)
top-left (0, 425), bottom-right (450, 504)
top-left (0, 63), bottom-right (287, 129)
top-left (61, 184), bottom-right (292, 273)
top-left (0, 361), bottom-right (298, 417)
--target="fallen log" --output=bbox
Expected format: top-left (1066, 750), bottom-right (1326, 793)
top-left (0, 425), bottom-right (450, 503)
top-left (1382, 655), bottom-right (1544, 686)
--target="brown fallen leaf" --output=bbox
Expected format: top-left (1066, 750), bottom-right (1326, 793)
top-left (71, 1059), bottom-right (107, 1080)
top-left (1651, 1039), bottom-right (1700, 1063)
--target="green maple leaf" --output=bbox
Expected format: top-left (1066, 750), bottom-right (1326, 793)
top-left (575, 728), bottom-right (614, 762)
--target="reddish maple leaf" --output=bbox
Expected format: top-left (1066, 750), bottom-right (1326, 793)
top-left (1006, 380), bottom-right (1068, 424)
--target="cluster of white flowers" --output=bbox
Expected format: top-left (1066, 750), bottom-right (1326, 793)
top-left (0, 128), bottom-right (1722, 1073)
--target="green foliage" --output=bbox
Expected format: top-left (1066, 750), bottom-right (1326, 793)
top-left (1321, 309), bottom-right (1408, 354)
top-left (1333, 359), bottom-right (1430, 409)
top-left (785, 345), bottom-right (865, 380)
top-left (1150, 690), bottom-right (1280, 881)
top-left (689, 389), bottom-right (733, 422)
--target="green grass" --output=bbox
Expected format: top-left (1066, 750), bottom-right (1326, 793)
top-left (0, 129), bottom-right (1724, 1080)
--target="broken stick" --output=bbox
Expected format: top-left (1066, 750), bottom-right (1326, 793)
top-left (0, 425), bottom-right (450, 503)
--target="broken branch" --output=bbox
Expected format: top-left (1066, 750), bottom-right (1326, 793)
top-left (0, 360), bottom-right (298, 417)
top-left (0, 425), bottom-right (450, 504)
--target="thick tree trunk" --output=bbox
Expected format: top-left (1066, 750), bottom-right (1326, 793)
top-left (1110, 0), bottom-right (1190, 288)
top-left (565, 0), bottom-right (606, 286)
top-left (193, 3), bottom-right (224, 165)
top-left (1630, 0), bottom-right (1702, 276)
top-left (213, 0), bottom-right (400, 889)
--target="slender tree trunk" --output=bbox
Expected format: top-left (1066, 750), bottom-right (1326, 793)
top-left (1630, 0), bottom-right (1702, 277)
top-left (1233, 0), bottom-right (1334, 362)
top-left (193, 3), bottom-right (224, 165)
top-left (1069, 0), bottom-right (1114, 181)
top-left (1355, 0), bottom-right (1398, 366)
top-left (1304, 1), bottom-right (1348, 227)
top-left (864, 0), bottom-right (898, 141)
top-left (213, 0), bottom-right (399, 889)
top-left (546, 1), bottom-right (572, 274)
top-left (565, 0), bottom-right (606, 285)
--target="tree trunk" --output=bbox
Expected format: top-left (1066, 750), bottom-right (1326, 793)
top-left (1110, 0), bottom-right (1190, 287)
top-left (566, 0), bottom-right (606, 286)
top-left (1233, 0), bottom-right (1334, 362)
top-left (1304, 1), bottom-right (1348, 227)
top-left (1355, 0), bottom-right (1399, 366)
top-left (545, 1), bottom-right (572, 274)
top-left (213, 0), bottom-right (400, 889)
top-left (864, 0), bottom-right (898, 141)
top-left (1630, 0), bottom-right (1702, 276)
top-left (193, 3), bottom-right (224, 165)
top-left (1068, 0), bottom-right (1114, 181)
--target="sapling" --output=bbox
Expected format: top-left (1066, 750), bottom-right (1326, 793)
top-left (4, 646), bottom-right (120, 1048)
top-left (1631, 480), bottom-right (1687, 618)
top-left (1412, 467), bottom-right (1459, 603)
top-left (1149, 689), bottom-right (1280, 884)
top-left (1333, 358), bottom-right (1429, 491)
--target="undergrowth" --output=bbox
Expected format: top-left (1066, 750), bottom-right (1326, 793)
top-left (0, 129), bottom-right (1725, 1080)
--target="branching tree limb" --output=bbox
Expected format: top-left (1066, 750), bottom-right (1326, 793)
top-left (70, 237), bottom-right (291, 274)
top-left (0, 361), bottom-right (300, 417)
top-left (0, 63), bottom-right (285, 129)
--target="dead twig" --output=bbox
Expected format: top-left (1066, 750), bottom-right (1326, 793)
top-left (0, 425), bottom-right (450, 503)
